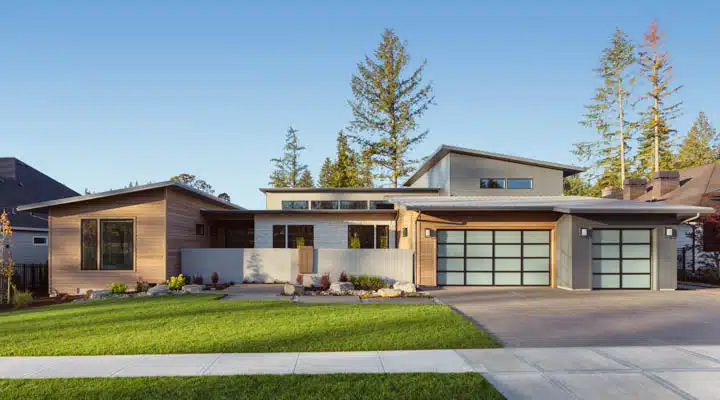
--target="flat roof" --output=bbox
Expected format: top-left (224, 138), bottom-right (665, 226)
top-left (201, 209), bottom-right (397, 215)
top-left (259, 187), bottom-right (441, 193)
top-left (389, 195), bottom-right (715, 216)
top-left (17, 181), bottom-right (245, 212)
top-left (403, 145), bottom-right (587, 186)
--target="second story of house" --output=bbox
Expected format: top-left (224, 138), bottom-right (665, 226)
top-left (260, 187), bottom-right (441, 210)
top-left (403, 145), bottom-right (585, 196)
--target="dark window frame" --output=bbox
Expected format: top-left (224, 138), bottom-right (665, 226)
top-left (348, 225), bottom-right (375, 249)
top-left (480, 178), bottom-right (506, 189)
top-left (369, 200), bottom-right (394, 210)
top-left (506, 178), bottom-right (533, 189)
top-left (376, 225), bottom-right (390, 249)
top-left (99, 219), bottom-right (135, 271)
top-left (591, 228), bottom-right (652, 290)
top-left (281, 200), bottom-right (309, 210)
top-left (311, 200), bottom-right (339, 210)
top-left (288, 225), bottom-right (314, 248)
top-left (272, 225), bottom-right (286, 248)
top-left (340, 200), bottom-right (369, 210)
top-left (195, 223), bottom-right (205, 236)
top-left (81, 219), bottom-right (99, 271)
top-left (33, 236), bottom-right (48, 246)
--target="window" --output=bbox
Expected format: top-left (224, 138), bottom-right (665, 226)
top-left (81, 219), bottom-right (98, 270)
top-left (272, 225), bottom-right (286, 248)
top-left (348, 225), bottom-right (374, 248)
top-left (311, 200), bottom-right (339, 210)
top-left (480, 179), bottom-right (506, 189)
top-left (100, 220), bottom-right (134, 270)
top-left (196, 224), bottom-right (205, 236)
top-left (369, 200), bottom-right (394, 210)
top-left (507, 179), bottom-right (533, 189)
top-left (282, 201), bottom-right (308, 210)
top-left (33, 236), bottom-right (48, 246)
top-left (340, 200), bottom-right (368, 210)
top-left (376, 225), bottom-right (389, 249)
top-left (226, 228), bottom-right (254, 248)
top-left (288, 225), bottom-right (314, 248)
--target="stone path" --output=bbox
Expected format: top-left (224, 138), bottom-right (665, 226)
top-left (2, 346), bottom-right (720, 399)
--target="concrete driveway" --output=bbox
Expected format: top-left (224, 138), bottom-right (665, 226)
top-left (431, 286), bottom-right (720, 347)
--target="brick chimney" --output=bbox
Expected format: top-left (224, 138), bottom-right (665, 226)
top-left (601, 187), bottom-right (621, 199)
top-left (623, 178), bottom-right (647, 200)
top-left (650, 171), bottom-right (680, 199)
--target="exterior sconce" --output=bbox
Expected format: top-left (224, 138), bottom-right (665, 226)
top-left (579, 227), bottom-right (590, 238)
top-left (425, 228), bottom-right (432, 238)
top-left (664, 227), bottom-right (677, 239)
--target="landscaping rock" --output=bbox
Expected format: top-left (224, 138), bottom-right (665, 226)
top-left (377, 288), bottom-right (402, 298)
top-left (88, 290), bottom-right (111, 300)
top-left (329, 282), bottom-right (354, 295)
top-left (182, 284), bottom-right (204, 294)
top-left (148, 284), bottom-right (170, 296)
top-left (393, 281), bottom-right (417, 293)
top-left (282, 284), bottom-right (305, 296)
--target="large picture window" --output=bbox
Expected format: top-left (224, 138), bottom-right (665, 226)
top-left (348, 225), bottom-right (374, 249)
top-left (81, 219), bottom-right (98, 270)
top-left (100, 220), bottom-right (134, 270)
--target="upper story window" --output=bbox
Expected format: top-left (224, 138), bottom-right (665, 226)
top-left (311, 200), bottom-right (339, 210)
top-left (282, 200), bottom-right (309, 210)
top-left (480, 179), bottom-right (506, 189)
top-left (507, 179), bottom-right (533, 189)
top-left (369, 200), bottom-right (394, 210)
top-left (340, 200), bottom-right (368, 210)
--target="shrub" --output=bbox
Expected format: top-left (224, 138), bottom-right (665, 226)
top-left (109, 282), bottom-right (128, 294)
top-left (339, 271), bottom-right (349, 282)
top-left (320, 272), bottom-right (331, 291)
top-left (182, 275), bottom-right (191, 285)
top-left (192, 275), bottom-right (204, 285)
top-left (11, 284), bottom-right (32, 308)
top-left (296, 273), bottom-right (304, 285)
top-left (349, 274), bottom-right (389, 291)
top-left (168, 274), bottom-right (185, 290)
top-left (135, 280), bottom-right (151, 293)
top-left (211, 272), bottom-right (219, 284)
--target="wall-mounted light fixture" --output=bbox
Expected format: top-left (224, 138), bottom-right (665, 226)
top-left (664, 227), bottom-right (677, 239)
top-left (579, 227), bottom-right (591, 238)
top-left (425, 228), bottom-right (432, 238)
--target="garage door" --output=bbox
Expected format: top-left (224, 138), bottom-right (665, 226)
top-left (592, 229), bottom-right (651, 289)
top-left (436, 230), bottom-right (551, 286)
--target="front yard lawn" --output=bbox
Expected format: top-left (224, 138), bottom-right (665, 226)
top-left (0, 295), bottom-right (498, 356)
top-left (0, 373), bottom-right (503, 400)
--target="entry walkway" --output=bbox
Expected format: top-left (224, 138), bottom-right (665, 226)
top-left (2, 345), bottom-right (719, 399)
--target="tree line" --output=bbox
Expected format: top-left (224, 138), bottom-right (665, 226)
top-left (268, 29), bottom-right (435, 188)
top-left (567, 21), bottom-right (718, 196)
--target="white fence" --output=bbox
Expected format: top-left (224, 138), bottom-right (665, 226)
top-left (181, 248), bottom-right (414, 284)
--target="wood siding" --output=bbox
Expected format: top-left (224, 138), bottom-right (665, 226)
top-left (165, 187), bottom-right (236, 277)
top-left (48, 189), bottom-right (167, 294)
top-left (414, 211), bottom-right (560, 286)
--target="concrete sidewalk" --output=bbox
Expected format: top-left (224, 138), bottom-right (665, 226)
top-left (1, 346), bottom-right (719, 399)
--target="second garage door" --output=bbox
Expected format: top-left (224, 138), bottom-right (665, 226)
top-left (436, 229), bottom-right (551, 286)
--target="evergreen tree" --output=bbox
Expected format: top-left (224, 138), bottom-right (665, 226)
top-left (348, 29), bottom-right (434, 187)
top-left (297, 169), bottom-right (314, 188)
top-left (218, 193), bottom-right (231, 202)
top-left (563, 174), bottom-right (601, 197)
top-left (676, 112), bottom-right (719, 169)
top-left (575, 28), bottom-right (636, 190)
top-left (318, 158), bottom-right (334, 188)
top-left (269, 126), bottom-right (309, 187)
top-left (635, 20), bottom-right (682, 177)
top-left (170, 173), bottom-right (214, 194)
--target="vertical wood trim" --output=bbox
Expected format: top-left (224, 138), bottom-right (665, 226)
top-left (551, 228), bottom-right (557, 288)
top-left (297, 246), bottom-right (313, 274)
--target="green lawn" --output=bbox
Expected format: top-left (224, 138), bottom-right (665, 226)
top-left (0, 374), bottom-right (503, 400)
top-left (0, 295), bottom-right (498, 356)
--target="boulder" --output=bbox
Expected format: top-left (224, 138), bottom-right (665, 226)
top-left (89, 290), bottom-right (111, 300)
top-left (148, 284), bottom-right (170, 296)
top-left (283, 284), bottom-right (305, 296)
top-left (182, 284), bottom-right (204, 294)
top-left (329, 282), bottom-right (354, 295)
top-left (377, 288), bottom-right (402, 298)
top-left (393, 281), bottom-right (417, 293)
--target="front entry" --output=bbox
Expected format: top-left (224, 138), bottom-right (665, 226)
top-left (436, 229), bottom-right (551, 286)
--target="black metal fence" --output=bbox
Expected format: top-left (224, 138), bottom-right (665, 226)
top-left (0, 263), bottom-right (49, 299)
top-left (677, 247), bottom-right (695, 271)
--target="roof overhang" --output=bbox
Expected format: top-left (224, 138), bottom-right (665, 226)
top-left (259, 187), bottom-right (440, 193)
top-left (201, 209), bottom-right (397, 216)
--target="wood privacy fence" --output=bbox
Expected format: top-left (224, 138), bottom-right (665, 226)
top-left (0, 263), bottom-right (49, 300)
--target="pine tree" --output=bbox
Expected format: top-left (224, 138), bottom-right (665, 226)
top-left (348, 29), bottom-right (434, 187)
top-left (676, 112), bottom-right (719, 169)
top-left (575, 28), bottom-right (636, 190)
top-left (563, 174), bottom-right (601, 197)
top-left (635, 20), bottom-right (682, 177)
top-left (318, 158), bottom-right (334, 188)
top-left (269, 126), bottom-right (309, 187)
top-left (297, 169), bottom-right (314, 188)
top-left (170, 173), bottom-right (214, 194)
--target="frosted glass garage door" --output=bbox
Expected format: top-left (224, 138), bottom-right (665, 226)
top-left (436, 230), bottom-right (551, 286)
top-left (592, 229), bottom-right (651, 289)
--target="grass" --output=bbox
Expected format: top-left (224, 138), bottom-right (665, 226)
top-left (0, 374), bottom-right (503, 400)
top-left (0, 295), bottom-right (499, 356)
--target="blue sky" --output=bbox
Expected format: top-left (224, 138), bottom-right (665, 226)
top-left (3, 1), bottom-right (719, 209)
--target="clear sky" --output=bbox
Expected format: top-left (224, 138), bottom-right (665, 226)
top-left (3, 1), bottom-right (719, 209)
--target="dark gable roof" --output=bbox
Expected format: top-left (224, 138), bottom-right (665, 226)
top-left (0, 158), bottom-right (80, 229)
top-left (403, 145), bottom-right (586, 186)
top-left (636, 162), bottom-right (720, 207)
top-left (17, 181), bottom-right (244, 213)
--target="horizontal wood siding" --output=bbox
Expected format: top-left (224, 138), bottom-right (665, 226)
top-left (48, 189), bottom-right (166, 294)
top-left (416, 211), bottom-right (560, 286)
top-left (165, 188), bottom-right (236, 277)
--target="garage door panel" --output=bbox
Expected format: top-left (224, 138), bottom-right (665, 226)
top-left (592, 260), bottom-right (620, 274)
top-left (438, 258), bottom-right (464, 271)
top-left (593, 245), bottom-right (619, 258)
top-left (495, 273), bottom-right (522, 285)
top-left (622, 244), bottom-right (650, 258)
top-left (437, 272), bottom-right (464, 285)
top-left (495, 231), bottom-right (521, 243)
top-left (621, 275), bottom-right (650, 289)
top-left (524, 244), bottom-right (549, 257)
top-left (466, 273), bottom-right (493, 285)
top-left (437, 244), bottom-right (464, 257)
top-left (466, 231), bottom-right (492, 243)
top-left (524, 231), bottom-right (550, 243)
top-left (622, 230), bottom-right (650, 243)
top-left (466, 259), bottom-right (493, 271)
top-left (592, 229), bottom-right (651, 290)
top-left (495, 245), bottom-right (521, 257)
top-left (495, 259), bottom-right (521, 271)
top-left (437, 230), bottom-right (464, 243)
top-left (466, 245), bottom-right (492, 257)
top-left (523, 272), bottom-right (550, 285)
top-left (524, 258), bottom-right (550, 271)
top-left (593, 274), bottom-right (620, 289)
top-left (623, 259), bottom-right (651, 273)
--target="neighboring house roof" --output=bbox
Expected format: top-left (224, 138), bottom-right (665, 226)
top-left (17, 181), bottom-right (244, 213)
top-left (259, 187), bottom-right (440, 193)
top-left (635, 162), bottom-right (720, 207)
top-left (389, 195), bottom-right (714, 216)
top-left (0, 158), bottom-right (79, 229)
top-left (403, 145), bottom-right (587, 186)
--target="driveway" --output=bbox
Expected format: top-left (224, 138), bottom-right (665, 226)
top-left (432, 286), bottom-right (720, 347)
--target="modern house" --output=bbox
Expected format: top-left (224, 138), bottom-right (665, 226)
top-left (0, 158), bottom-right (79, 264)
top-left (18, 145), bottom-right (714, 294)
